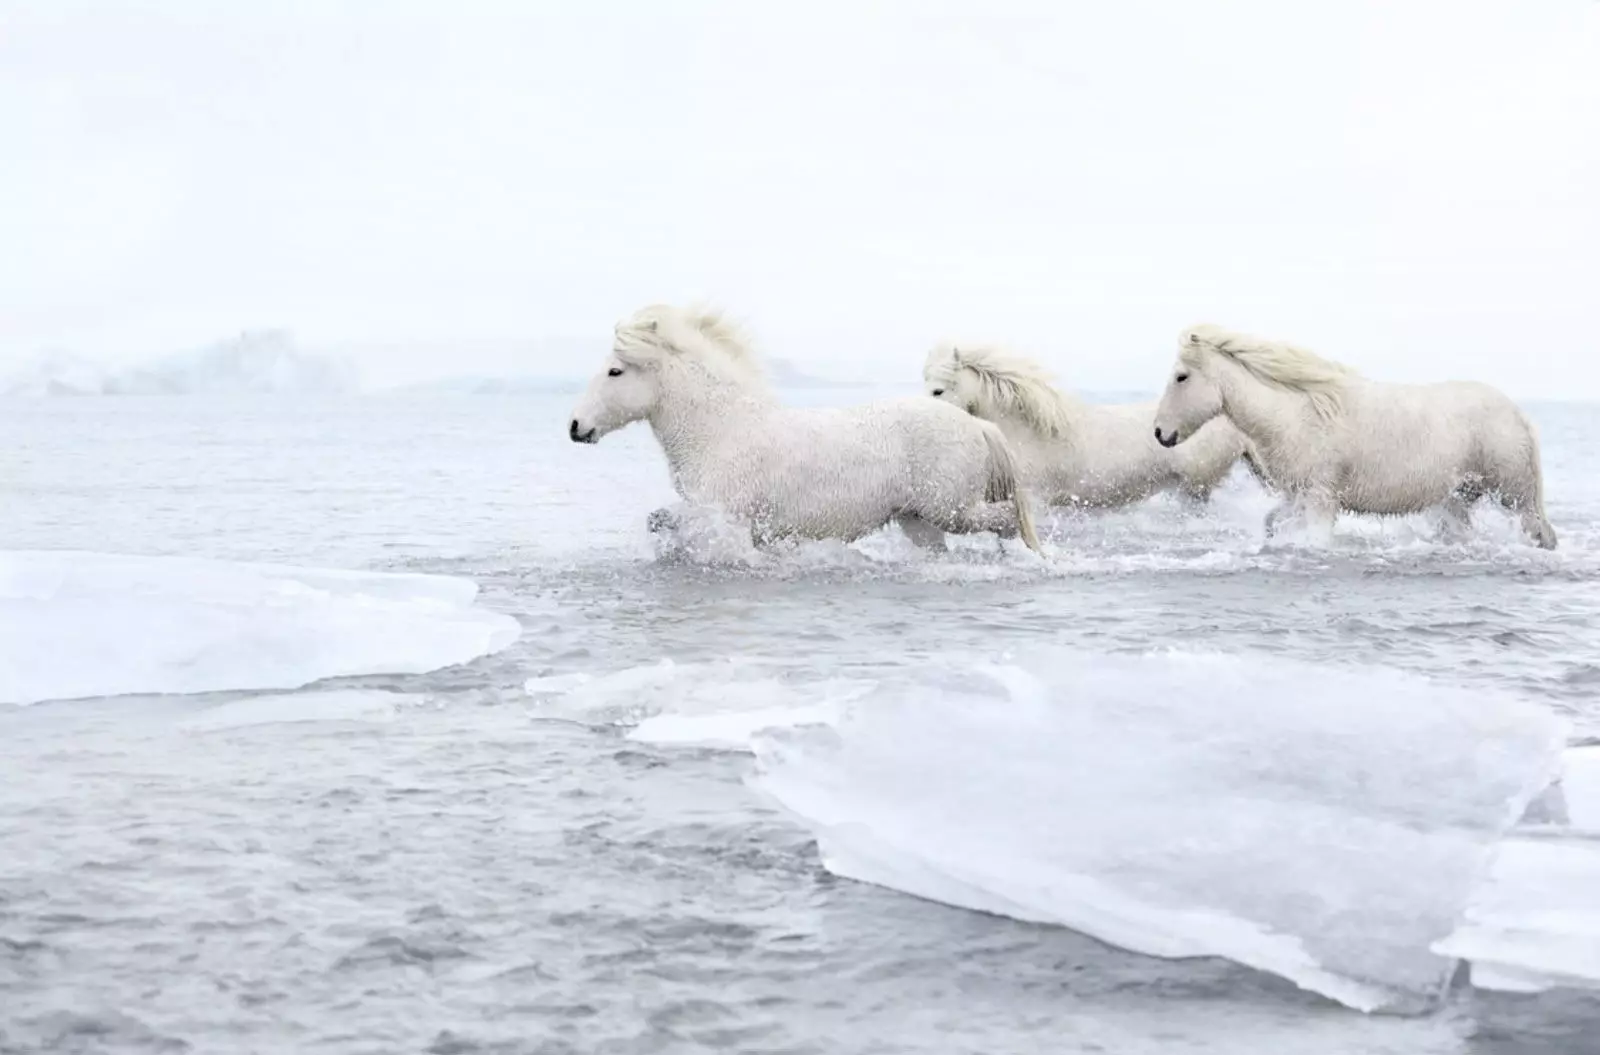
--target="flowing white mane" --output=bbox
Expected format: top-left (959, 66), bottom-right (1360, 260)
top-left (614, 302), bottom-right (765, 386)
top-left (924, 341), bottom-right (1081, 439)
top-left (1182, 323), bottom-right (1358, 420)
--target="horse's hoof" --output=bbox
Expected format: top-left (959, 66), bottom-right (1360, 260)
top-left (647, 509), bottom-right (678, 534)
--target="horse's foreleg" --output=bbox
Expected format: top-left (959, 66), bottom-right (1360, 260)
top-left (1263, 496), bottom-right (1336, 545)
top-left (1175, 481), bottom-right (1213, 513)
top-left (1437, 492), bottom-right (1475, 542)
top-left (1301, 496), bottom-right (1338, 545)
top-left (895, 514), bottom-right (948, 552)
top-left (1263, 500), bottom-right (1291, 538)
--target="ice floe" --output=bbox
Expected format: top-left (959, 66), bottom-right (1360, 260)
top-left (745, 649), bottom-right (1568, 1012)
top-left (0, 551), bottom-right (519, 705)
top-left (1435, 745), bottom-right (1600, 995)
top-left (176, 689), bottom-right (414, 731)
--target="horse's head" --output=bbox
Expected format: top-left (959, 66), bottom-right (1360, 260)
top-left (569, 303), bottom-right (763, 443)
top-left (568, 311), bottom-right (672, 443)
top-left (923, 344), bottom-right (982, 417)
top-left (1153, 327), bottom-right (1225, 448)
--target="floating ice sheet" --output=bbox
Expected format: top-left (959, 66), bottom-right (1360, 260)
top-left (0, 550), bottom-right (520, 705)
top-left (176, 689), bottom-right (413, 731)
top-left (525, 657), bottom-right (874, 750)
top-left (747, 649), bottom-right (1567, 1012)
top-left (1436, 837), bottom-right (1600, 995)
top-left (1436, 746), bottom-right (1600, 995)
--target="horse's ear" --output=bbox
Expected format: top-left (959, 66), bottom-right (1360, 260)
top-left (646, 319), bottom-right (658, 333)
top-left (949, 345), bottom-right (965, 365)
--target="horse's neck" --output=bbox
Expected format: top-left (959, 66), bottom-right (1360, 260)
top-left (649, 381), bottom-right (772, 487)
top-left (1214, 361), bottom-right (1309, 461)
top-left (991, 393), bottom-right (1080, 449)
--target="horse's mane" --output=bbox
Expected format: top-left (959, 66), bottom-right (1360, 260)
top-left (924, 341), bottom-right (1081, 439)
top-left (614, 302), bottom-right (766, 387)
top-left (1182, 323), bottom-right (1358, 420)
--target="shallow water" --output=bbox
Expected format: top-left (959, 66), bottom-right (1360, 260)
top-left (3, 391), bottom-right (1599, 1053)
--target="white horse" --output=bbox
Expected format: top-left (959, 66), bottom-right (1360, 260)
top-left (1152, 324), bottom-right (1557, 549)
top-left (923, 341), bottom-right (1262, 509)
top-left (568, 304), bottom-right (1042, 553)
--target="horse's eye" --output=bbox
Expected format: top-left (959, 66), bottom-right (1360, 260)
top-left (607, 367), bottom-right (624, 377)
top-left (931, 388), bottom-right (945, 396)
top-left (1175, 373), bottom-right (1189, 384)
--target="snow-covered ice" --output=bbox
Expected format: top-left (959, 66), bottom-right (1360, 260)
top-left (746, 649), bottom-right (1568, 1012)
top-left (0, 551), bottom-right (519, 705)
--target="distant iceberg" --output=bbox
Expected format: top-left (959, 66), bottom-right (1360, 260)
top-left (0, 350), bottom-right (113, 397)
top-left (0, 551), bottom-right (520, 705)
top-left (747, 649), bottom-right (1567, 1013)
top-left (1, 330), bottom-right (357, 397)
top-left (395, 375), bottom-right (584, 395)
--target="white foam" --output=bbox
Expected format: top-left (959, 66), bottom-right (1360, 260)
top-left (746, 649), bottom-right (1567, 1013)
top-left (178, 689), bottom-right (410, 731)
top-left (0, 551), bottom-right (520, 705)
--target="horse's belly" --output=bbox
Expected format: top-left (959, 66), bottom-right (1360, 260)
top-left (746, 478), bottom-right (900, 542)
top-left (1335, 459), bottom-right (1463, 515)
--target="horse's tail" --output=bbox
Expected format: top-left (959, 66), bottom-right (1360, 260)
top-left (1523, 413), bottom-right (1558, 550)
top-left (979, 423), bottom-right (1043, 554)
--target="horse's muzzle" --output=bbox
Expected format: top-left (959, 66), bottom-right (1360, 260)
top-left (1154, 426), bottom-right (1179, 448)
top-left (569, 419), bottom-right (597, 444)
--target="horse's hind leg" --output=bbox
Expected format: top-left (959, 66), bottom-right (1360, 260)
top-left (942, 502), bottom-right (1021, 549)
top-left (1502, 494), bottom-right (1558, 550)
top-left (895, 514), bottom-right (948, 552)
top-left (1486, 457), bottom-right (1558, 550)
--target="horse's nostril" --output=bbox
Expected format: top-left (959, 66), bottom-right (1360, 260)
top-left (569, 419), bottom-right (581, 440)
top-left (1153, 427), bottom-right (1163, 441)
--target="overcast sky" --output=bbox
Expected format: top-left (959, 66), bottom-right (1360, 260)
top-left (1, 0), bottom-right (1597, 394)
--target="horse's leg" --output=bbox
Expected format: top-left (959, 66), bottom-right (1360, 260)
top-left (1264, 495), bottom-right (1335, 545)
top-left (1487, 466), bottom-right (1558, 551)
top-left (945, 502), bottom-right (1021, 550)
top-left (1437, 489), bottom-right (1476, 542)
top-left (1301, 496), bottom-right (1339, 545)
top-left (895, 514), bottom-right (948, 552)
top-left (1500, 494), bottom-right (1558, 551)
top-left (1175, 479), bottom-right (1213, 513)
top-left (1263, 500), bottom-right (1292, 538)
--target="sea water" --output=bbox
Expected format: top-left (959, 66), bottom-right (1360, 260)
top-left (3, 390), bottom-right (1598, 1053)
